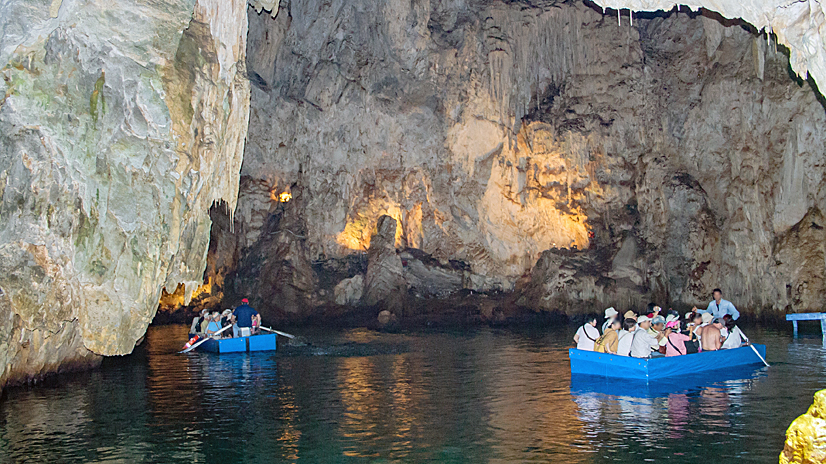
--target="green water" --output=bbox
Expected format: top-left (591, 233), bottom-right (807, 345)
top-left (0, 324), bottom-right (823, 463)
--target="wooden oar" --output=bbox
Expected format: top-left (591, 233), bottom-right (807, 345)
top-left (179, 324), bottom-right (231, 353)
top-left (739, 329), bottom-right (770, 367)
top-left (259, 326), bottom-right (296, 339)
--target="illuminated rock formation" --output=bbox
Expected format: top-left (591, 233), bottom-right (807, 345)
top-left (212, 0), bottom-right (826, 320)
top-left (0, 0), bottom-right (250, 387)
top-left (781, 389), bottom-right (826, 464)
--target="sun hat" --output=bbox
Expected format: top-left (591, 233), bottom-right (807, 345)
top-left (604, 307), bottom-right (618, 319)
top-left (652, 315), bottom-right (666, 325)
top-left (624, 310), bottom-right (638, 320)
top-left (701, 312), bottom-right (714, 324)
top-left (637, 315), bottom-right (652, 324)
top-left (666, 314), bottom-right (679, 324)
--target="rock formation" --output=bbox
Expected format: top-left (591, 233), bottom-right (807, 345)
top-left (781, 389), bottom-right (826, 464)
top-left (200, 0), bottom-right (826, 323)
top-left (0, 0), bottom-right (250, 387)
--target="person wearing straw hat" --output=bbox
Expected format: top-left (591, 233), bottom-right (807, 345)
top-left (623, 310), bottom-right (638, 321)
top-left (601, 307), bottom-right (619, 333)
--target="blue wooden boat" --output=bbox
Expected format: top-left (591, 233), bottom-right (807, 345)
top-left (569, 344), bottom-right (767, 381)
top-left (188, 333), bottom-right (278, 353)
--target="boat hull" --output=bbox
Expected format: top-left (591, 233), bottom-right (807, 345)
top-left (189, 333), bottom-right (277, 353)
top-left (569, 344), bottom-right (766, 380)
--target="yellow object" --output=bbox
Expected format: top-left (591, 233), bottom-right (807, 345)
top-left (780, 390), bottom-right (826, 464)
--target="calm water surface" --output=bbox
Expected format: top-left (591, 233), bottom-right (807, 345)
top-left (1, 324), bottom-right (824, 463)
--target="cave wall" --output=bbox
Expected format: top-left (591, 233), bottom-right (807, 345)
top-left (0, 0), bottom-right (250, 387)
top-left (208, 0), bottom-right (826, 320)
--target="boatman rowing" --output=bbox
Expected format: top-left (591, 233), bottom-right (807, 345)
top-left (693, 288), bottom-right (739, 320)
top-left (233, 298), bottom-right (261, 337)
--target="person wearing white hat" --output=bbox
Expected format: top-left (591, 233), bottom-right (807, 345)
top-left (601, 307), bottom-right (618, 333)
top-left (630, 315), bottom-right (670, 358)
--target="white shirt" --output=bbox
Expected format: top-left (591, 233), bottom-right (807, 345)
top-left (616, 329), bottom-right (635, 356)
top-left (630, 329), bottom-right (660, 358)
top-left (722, 326), bottom-right (746, 349)
top-left (575, 324), bottom-right (600, 351)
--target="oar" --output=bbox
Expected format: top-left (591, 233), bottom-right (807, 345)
top-left (259, 326), bottom-right (296, 339)
top-left (179, 324), bottom-right (231, 353)
top-left (740, 329), bottom-right (770, 367)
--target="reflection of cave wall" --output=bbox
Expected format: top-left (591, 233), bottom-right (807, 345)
top-left (205, 1), bottom-right (826, 320)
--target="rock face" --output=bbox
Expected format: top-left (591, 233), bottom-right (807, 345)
top-left (206, 0), bottom-right (826, 322)
top-left (0, 0), bottom-right (250, 387)
top-left (781, 389), bottom-right (826, 464)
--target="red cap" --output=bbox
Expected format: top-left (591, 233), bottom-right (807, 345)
top-left (241, 298), bottom-right (249, 303)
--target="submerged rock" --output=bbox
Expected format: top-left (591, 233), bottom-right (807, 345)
top-left (781, 390), bottom-right (826, 464)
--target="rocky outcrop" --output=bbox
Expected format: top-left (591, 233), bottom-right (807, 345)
top-left (781, 389), bottom-right (826, 464)
top-left (206, 0), bottom-right (826, 321)
top-left (363, 215), bottom-right (407, 308)
top-left (0, 0), bottom-right (250, 387)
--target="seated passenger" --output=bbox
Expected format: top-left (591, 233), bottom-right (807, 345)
top-left (664, 318), bottom-right (693, 356)
top-left (220, 309), bottom-right (234, 336)
top-left (574, 315), bottom-right (600, 351)
top-left (602, 307), bottom-right (618, 333)
top-left (683, 312), bottom-right (703, 353)
top-left (700, 318), bottom-right (724, 351)
top-left (595, 319), bottom-right (622, 354)
top-left (200, 310), bottom-right (211, 333)
top-left (616, 318), bottom-right (637, 357)
top-left (722, 316), bottom-right (747, 349)
top-left (650, 315), bottom-right (669, 351)
top-left (206, 312), bottom-right (222, 337)
top-left (630, 316), bottom-right (670, 358)
top-left (190, 309), bottom-right (207, 334)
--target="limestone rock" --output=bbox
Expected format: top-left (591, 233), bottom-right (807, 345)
top-left (781, 390), bottom-right (826, 464)
top-left (334, 275), bottom-right (364, 306)
top-left (228, 1), bottom-right (826, 319)
top-left (362, 215), bottom-right (407, 308)
top-left (0, 0), bottom-right (250, 387)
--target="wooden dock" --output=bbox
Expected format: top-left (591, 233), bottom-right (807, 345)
top-left (786, 313), bottom-right (826, 338)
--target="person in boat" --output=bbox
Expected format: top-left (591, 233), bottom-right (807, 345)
top-left (233, 298), bottom-right (261, 337)
top-left (664, 316), bottom-right (696, 356)
top-left (616, 318), bottom-right (637, 356)
top-left (683, 312), bottom-right (703, 352)
top-left (721, 315), bottom-right (747, 349)
top-left (574, 315), bottom-right (600, 351)
top-left (601, 307), bottom-right (618, 333)
top-left (200, 309), bottom-right (212, 333)
top-left (206, 312), bottom-right (222, 337)
top-left (700, 318), bottom-right (724, 351)
top-left (220, 309), bottom-right (234, 336)
top-left (650, 315), bottom-right (670, 350)
top-left (646, 303), bottom-right (662, 319)
top-left (694, 288), bottom-right (740, 320)
top-left (191, 309), bottom-right (208, 334)
top-left (595, 319), bottom-right (622, 354)
top-left (630, 315), bottom-right (670, 358)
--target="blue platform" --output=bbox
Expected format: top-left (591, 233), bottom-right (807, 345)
top-left (195, 333), bottom-right (277, 353)
top-left (569, 344), bottom-right (767, 381)
top-left (785, 313), bottom-right (826, 339)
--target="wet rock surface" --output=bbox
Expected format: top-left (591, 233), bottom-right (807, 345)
top-left (781, 389), bottom-right (826, 464)
top-left (194, 1), bottom-right (826, 325)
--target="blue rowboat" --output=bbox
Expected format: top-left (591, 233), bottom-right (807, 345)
top-left (569, 344), bottom-right (767, 381)
top-left (188, 333), bottom-right (277, 353)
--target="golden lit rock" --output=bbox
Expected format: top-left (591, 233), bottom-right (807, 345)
top-left (781, 390), bottom-right (826, 464)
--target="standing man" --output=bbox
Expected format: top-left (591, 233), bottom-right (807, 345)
top-left (694, 288), bottom-right (740, 320)
top-left (233, 298), bottom-right (261, 337)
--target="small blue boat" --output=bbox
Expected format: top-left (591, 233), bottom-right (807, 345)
top-left (569, 344), bottom-right (767, 381)
top-left (189, 333), bottom-right (278, 353)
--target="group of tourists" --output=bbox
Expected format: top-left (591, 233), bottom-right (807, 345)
top-left (573, 289), bottom-right (746, 358)
top-left (190, 298), bottom-right (262, 338)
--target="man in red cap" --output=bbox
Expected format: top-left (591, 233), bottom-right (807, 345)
top-left (232, 298), bottom-right (260, 337)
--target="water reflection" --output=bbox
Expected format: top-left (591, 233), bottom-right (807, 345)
top-left (0, 326), bottom-right (821, 463)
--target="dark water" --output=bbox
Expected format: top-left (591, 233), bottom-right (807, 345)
top-left (1, 324), bottom-right (824, 463)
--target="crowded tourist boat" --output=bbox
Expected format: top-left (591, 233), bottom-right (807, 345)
top-left (568, 289), bottom-right (769, 380)
top-left (180, 298), bottom-right (282, 354)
